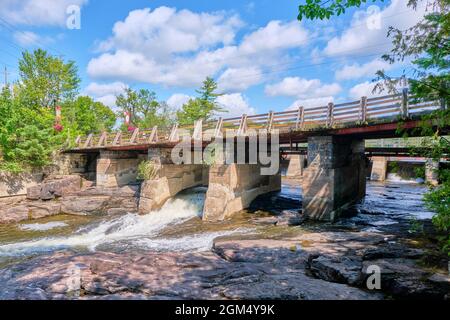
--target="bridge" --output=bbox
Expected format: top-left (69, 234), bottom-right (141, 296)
top-left (63, 91), bottom-right (447, 221)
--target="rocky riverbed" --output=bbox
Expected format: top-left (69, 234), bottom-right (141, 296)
top-left (0, 179), bottom-right (448, 300)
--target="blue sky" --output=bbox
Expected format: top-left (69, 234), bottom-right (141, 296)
top-left (0, 0), bottom-right (426, 116)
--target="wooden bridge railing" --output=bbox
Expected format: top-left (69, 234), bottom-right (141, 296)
top-left (70, 90), bottom-right (444, 150)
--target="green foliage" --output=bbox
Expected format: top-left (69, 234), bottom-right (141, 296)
top-left (424, 179), bottom-right (450, 255)
top-left (298, 0), bottom-right (382, 20)
top-left (0, 49), bottom-right (117, 172)
top-left (414, 166), bottom-right (426, 180)
top-left (17, 49), bottom-right (80, 110)
top-left (409, 217), bottom-right (425, 234)
top-left (137, 161), bottom-right (159, 180)
top-left (177, 77), bottom-right (225, 125)
top-left (388, 161), bottom-right (399, 174)
top-left (115, 88), bottom-right (174, 129)
top-left (63, 96), bottom-right (116, 135)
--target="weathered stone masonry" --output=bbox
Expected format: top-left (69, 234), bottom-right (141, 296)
top-left (302, 136), bottom-right (366, 221)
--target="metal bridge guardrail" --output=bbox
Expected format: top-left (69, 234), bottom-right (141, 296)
top-left (69, 90), bottom-right (444, 150)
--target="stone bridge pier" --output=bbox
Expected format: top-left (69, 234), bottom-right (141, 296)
top-left (138, 148), bottom-right (208, 214)
top-left (302, 136), bottom-right (366, 221)
top-left (203, 164), bottom-right (281, 221)
top-left (96, 150), bottom-right (145, 188)
top-left (137, 146), bottom-right (282, 220)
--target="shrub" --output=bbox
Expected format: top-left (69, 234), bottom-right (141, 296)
top-left (137, 160), bottom-right (159, 180)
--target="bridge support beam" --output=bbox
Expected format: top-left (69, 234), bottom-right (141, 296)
top-left (425, 159), bottom-right (439, 186)
top-left (286, 155), bottom-right (305, 178)
top-left (370, 156), bottom-right (388, 181)
top-left (96, 151), bottom-right (142, 188)
top-left (302, 136), bottom-right (366, 221)
top-left (203, 164), bottom-right (281, 221)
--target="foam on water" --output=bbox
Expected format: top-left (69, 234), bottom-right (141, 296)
top-left (386, 173), bottom-right (421, 184)
top-left (0, 189), bottom-right (207, 257)
top-left (133, 228), bottom-right (252, 252)
top-left (18, 222), bottom-right (68, 232)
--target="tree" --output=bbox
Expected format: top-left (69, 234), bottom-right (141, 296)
top-left (17, 49), bottom-right (80, 110)
top-left (64, 96), bottom-right (116, 135)
top-left (0, 50), bottom-right (118, 172)
top-left (298, 0), bottom-right (383, 20)
top-left (177, 77), bottom-right (225, 125)
top-left (116, 88), bottom-right (174, 129)
top-left (0, 85), bottom-right (60, 172)
top-left (297, 0), bottom-right (450, 255)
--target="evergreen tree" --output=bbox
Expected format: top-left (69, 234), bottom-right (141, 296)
top-left (177, 77), bottom-right (225, 125)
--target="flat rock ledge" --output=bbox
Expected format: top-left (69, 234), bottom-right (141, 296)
top-left (1, 230), bottom-right (448, 300)
top-left (0, 184), bottom-right (140, 224)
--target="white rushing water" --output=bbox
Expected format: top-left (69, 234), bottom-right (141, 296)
top-left (0, 188), bottom-right (245, 257)
top-left (19, 222), bottom-right (69, 231)
top-left (386, 173), bottom-right (423, 184)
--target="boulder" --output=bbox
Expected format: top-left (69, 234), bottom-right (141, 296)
top-left (27, 175), bottom-right (82, 200)
top-left (60, 196), bottom-right (110, 215)
top-left (0, 201), bottom-right (62, 224)
top-left (308, 255), bottom-right (363, 286)
top-left (0, 205), bottom-right (31, 224)
top-left (276, 210), bottom-right (307, 226)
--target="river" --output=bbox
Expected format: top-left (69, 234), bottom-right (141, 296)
top-left (0, 180), bottom-right (434, 264)
top-left (0, 179), bottom-right (446, 300)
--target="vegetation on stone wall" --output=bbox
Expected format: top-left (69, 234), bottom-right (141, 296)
top-left (137, 160), bottom-right (160, 180)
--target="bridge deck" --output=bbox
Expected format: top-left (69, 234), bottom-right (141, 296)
top-left (67, 92), bottom-right (445, 152)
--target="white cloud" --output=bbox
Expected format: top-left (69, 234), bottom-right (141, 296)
top-left (335, 58), bottom-right (392, 80)
top-left (216, 93), bottom-right (256, 118)
top-left (348, 81), bottom-right (382, 100)
top-left (167, 93), bottom-right (191, 110)
top-left (13, 30), bottom-right (52, 47)
top-left (0, 0), bottom-right (88, 26)
top-left (96, 7), bottom-right (242, 58)
top-left (324, 0), bottom-right (427, 56)
top-left (238, 20), bottom-right (308, 55)
top-left (265, 77), bottom-right (341, 99)
top-left (286, 96), bottom-right (335, 111)
top-left (217, 67), bottom-right (262, 92)
top-left (82, 82), bottom-right (127, 107)
top-left (87, 7), bottom-right (310, 89)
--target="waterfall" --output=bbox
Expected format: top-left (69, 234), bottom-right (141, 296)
top-left (0, 188), bottom-right (245, 257)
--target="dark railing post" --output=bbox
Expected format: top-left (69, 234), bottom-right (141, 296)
top-left (74, 135), bottom-right (81, 148)
top-left (130, 128), bottom-right (140, 144)
top-left (169, 123), bottom-right (179, 142)
top-left (360, 96), bottom-right (367, 123)
top-left (112, 132), bottom-right (122, 145)
top-left (83, 134), bottom-right (93, 149)
top-left (98, 132), bottom-right (107, 147)
top-left (267, 111), bottom-right (274, 132)
top-left (327, 103), bottom-right (334, 127)
top-left (238, 114), bottom-right (248, 136)
top-left (296, 107), bottom-right (304, 130)
top-left (401, 88), bottom-right (409, 118)
top-left (214, 118), bottom-right (223, 138)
